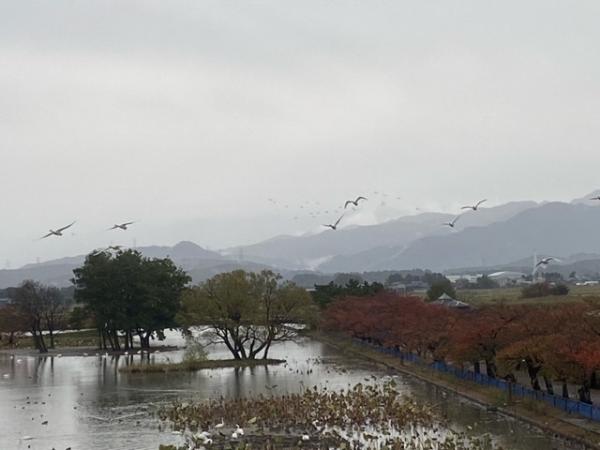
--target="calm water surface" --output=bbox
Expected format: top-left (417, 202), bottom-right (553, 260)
top-left (0, 332), bottom-right (579, 450)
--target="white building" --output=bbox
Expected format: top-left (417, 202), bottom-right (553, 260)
top-left (488, 271), bottom-right (529, 286)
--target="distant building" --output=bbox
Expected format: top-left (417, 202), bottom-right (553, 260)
top-left (388, 282), bottom-right (407, 295)
top-left (488, 271), bottom-right (529, 287)
top-left (447, 274), bottom-right (480, 284)
top-left (388, 281), bottom-right (429, 295)
top-left (0, 297), bottom-right (11, 309)
top-left (431, 293), bottom-right (471, 310)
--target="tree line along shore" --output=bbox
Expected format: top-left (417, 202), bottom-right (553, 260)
top-left (2, 248), bottom-right (600, 408)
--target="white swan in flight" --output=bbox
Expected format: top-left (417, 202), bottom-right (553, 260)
top-left (535, 257), bottom-right (558, 268)
top-left (461, 199), bottom-right (487, 211)
top-left (323, 215), bottom-right (344, 231)
top-left (344, 196), bottom-right (367, 209)
top-left (40, 221), bottom-right (76, 239)
top-left (442, 216), bottom-right (461, 228)
top-left (109, 221), bottom-right (135, 231)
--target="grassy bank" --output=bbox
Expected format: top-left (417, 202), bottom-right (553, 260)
top-left (0, 329), bottom-right (98, 350)
top-left (311, 330), bottom-right (600, 450)
top-left (120, 358), bottom-right (285, 373)
top-left (457, 284), bottom-right (600, 306)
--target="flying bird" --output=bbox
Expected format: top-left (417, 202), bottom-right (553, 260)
top-left (442, 216), bottom-right (461, 228)
top-left (344, 196), bottom-right (367, 209)
top-left (39, 221), bottom-right (76, 239)
top-left (91, 245), bottom-right (123, 256)
top-left (535, 257), bottom-right (557, 268)
top-left (109, 222), bottom-right (135, 231)
top-left (323, 215), bottom-right (344, 231)
top-left (461, 199), bottom-right (487, 211)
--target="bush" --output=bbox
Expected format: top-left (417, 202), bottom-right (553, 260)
top-left (551, 284), bottom-right (570, 296)
top-left (427, 278), bottom-right (456, 301)
top-left (183, 335), bottom-right (208, 363)
top-left (521, 283), bottom-right (551, 298)
top-left (521, 282), bottom-right (569, 298)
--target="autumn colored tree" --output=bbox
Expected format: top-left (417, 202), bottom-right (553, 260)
top-left (324, 293), bottom-right (459, 362)
top-left (325, 291), bottom-right (600, 403)
top-left (497, 305), bottom-right (555, 392)
top-left (441, 305), bottom-right (522, 378)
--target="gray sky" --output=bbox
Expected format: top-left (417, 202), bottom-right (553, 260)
top-left (1, 1), bottom-right (600, 266)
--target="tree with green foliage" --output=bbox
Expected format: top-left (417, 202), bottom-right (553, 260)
top-left (474, 275), bottom-right (500, 289)
top-left (178, 270), bottom-right (316, 360)
top-left (311, 280), bottom-right (385, 309)
top-left (426, 277), bottom-right (456, 301)
top-left (68, 306), bottom-right (91, 330)
top-left (73, 249), bottom-right (190, 350)
top-left (521, 282), bottom-right (569, 299)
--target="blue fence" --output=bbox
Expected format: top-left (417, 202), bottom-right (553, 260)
top-left (353, 339), bottom-right (600, 422)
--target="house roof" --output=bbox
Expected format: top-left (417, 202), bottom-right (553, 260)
top-left (432, 293), bottom-right (471, 309)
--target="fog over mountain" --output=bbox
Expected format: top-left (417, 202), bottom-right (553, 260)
top-left (370, 201), bottom-right (600, 272)
top-left (227, 200), bottom-right (537, 270)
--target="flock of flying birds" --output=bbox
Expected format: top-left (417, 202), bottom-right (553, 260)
top-left (35, 194), bottom-right (600, 267)
top-left (322, 196), bottom-right (368, 230)
top-left (441, 198), bottom-right (488, 229)
top-left (36, 221), bottom-right (135, 257)
top-left (39, 221), bottom-right (135, 241)
top-left (322, 196), bottom-right (490, 231)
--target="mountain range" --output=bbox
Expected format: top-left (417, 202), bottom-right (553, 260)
top-left (2, 192), bottom-right (600, 288)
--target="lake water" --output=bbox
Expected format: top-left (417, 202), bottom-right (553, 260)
top-left (0, 331), bottom-right (580, 450)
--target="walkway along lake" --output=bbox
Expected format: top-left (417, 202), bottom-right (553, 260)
top-left (0, 331), bottom-right (583, 450)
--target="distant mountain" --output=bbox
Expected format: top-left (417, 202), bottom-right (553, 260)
top-left (135, 241), bottom-right (223, 261)
top-left (228, 201), bottom-right (537, 271)
top-left (571, 189), bottom-right (600, 205)
top-left (0, 263), bottom-right (81, 289)
top-left (187, 260), bottom-right (282, 284)
top-left (131, 241), bottom-right (225, 271)
top-left (355, 202), bottom-right (600, 272)
top-left (0, 241), bottom-right (225, 288)
top-left (6, 196), bottom-right (600, 288)
top-left (21, 256), bottom-right (85, 269)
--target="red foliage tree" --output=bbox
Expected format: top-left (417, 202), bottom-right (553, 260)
top-left (324, 292), bottom-right (600, 403)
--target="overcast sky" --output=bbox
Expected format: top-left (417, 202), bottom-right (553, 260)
top-left (1, 1), bottom-right (600, 266)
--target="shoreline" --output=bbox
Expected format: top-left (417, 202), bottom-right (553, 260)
top-left (311, 330), bottom-right (600, 450)
top-left (0, 345), bottom-right (179, 357)
top-left (119, 358), bottom-right (286, 373)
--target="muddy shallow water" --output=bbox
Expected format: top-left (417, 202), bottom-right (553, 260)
top-left (0, 331), bottom-right (580, 450)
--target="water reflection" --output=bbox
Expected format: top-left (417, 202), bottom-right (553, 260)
top-left (0, 333), bottom-right (579, 450)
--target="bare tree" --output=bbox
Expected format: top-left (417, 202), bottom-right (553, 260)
top-left (12, 280), bottom-right (49, 353)
top-left (42, 286), bottom-right (67, 349)
top-left (0, 304), bottom-right (27, 346)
